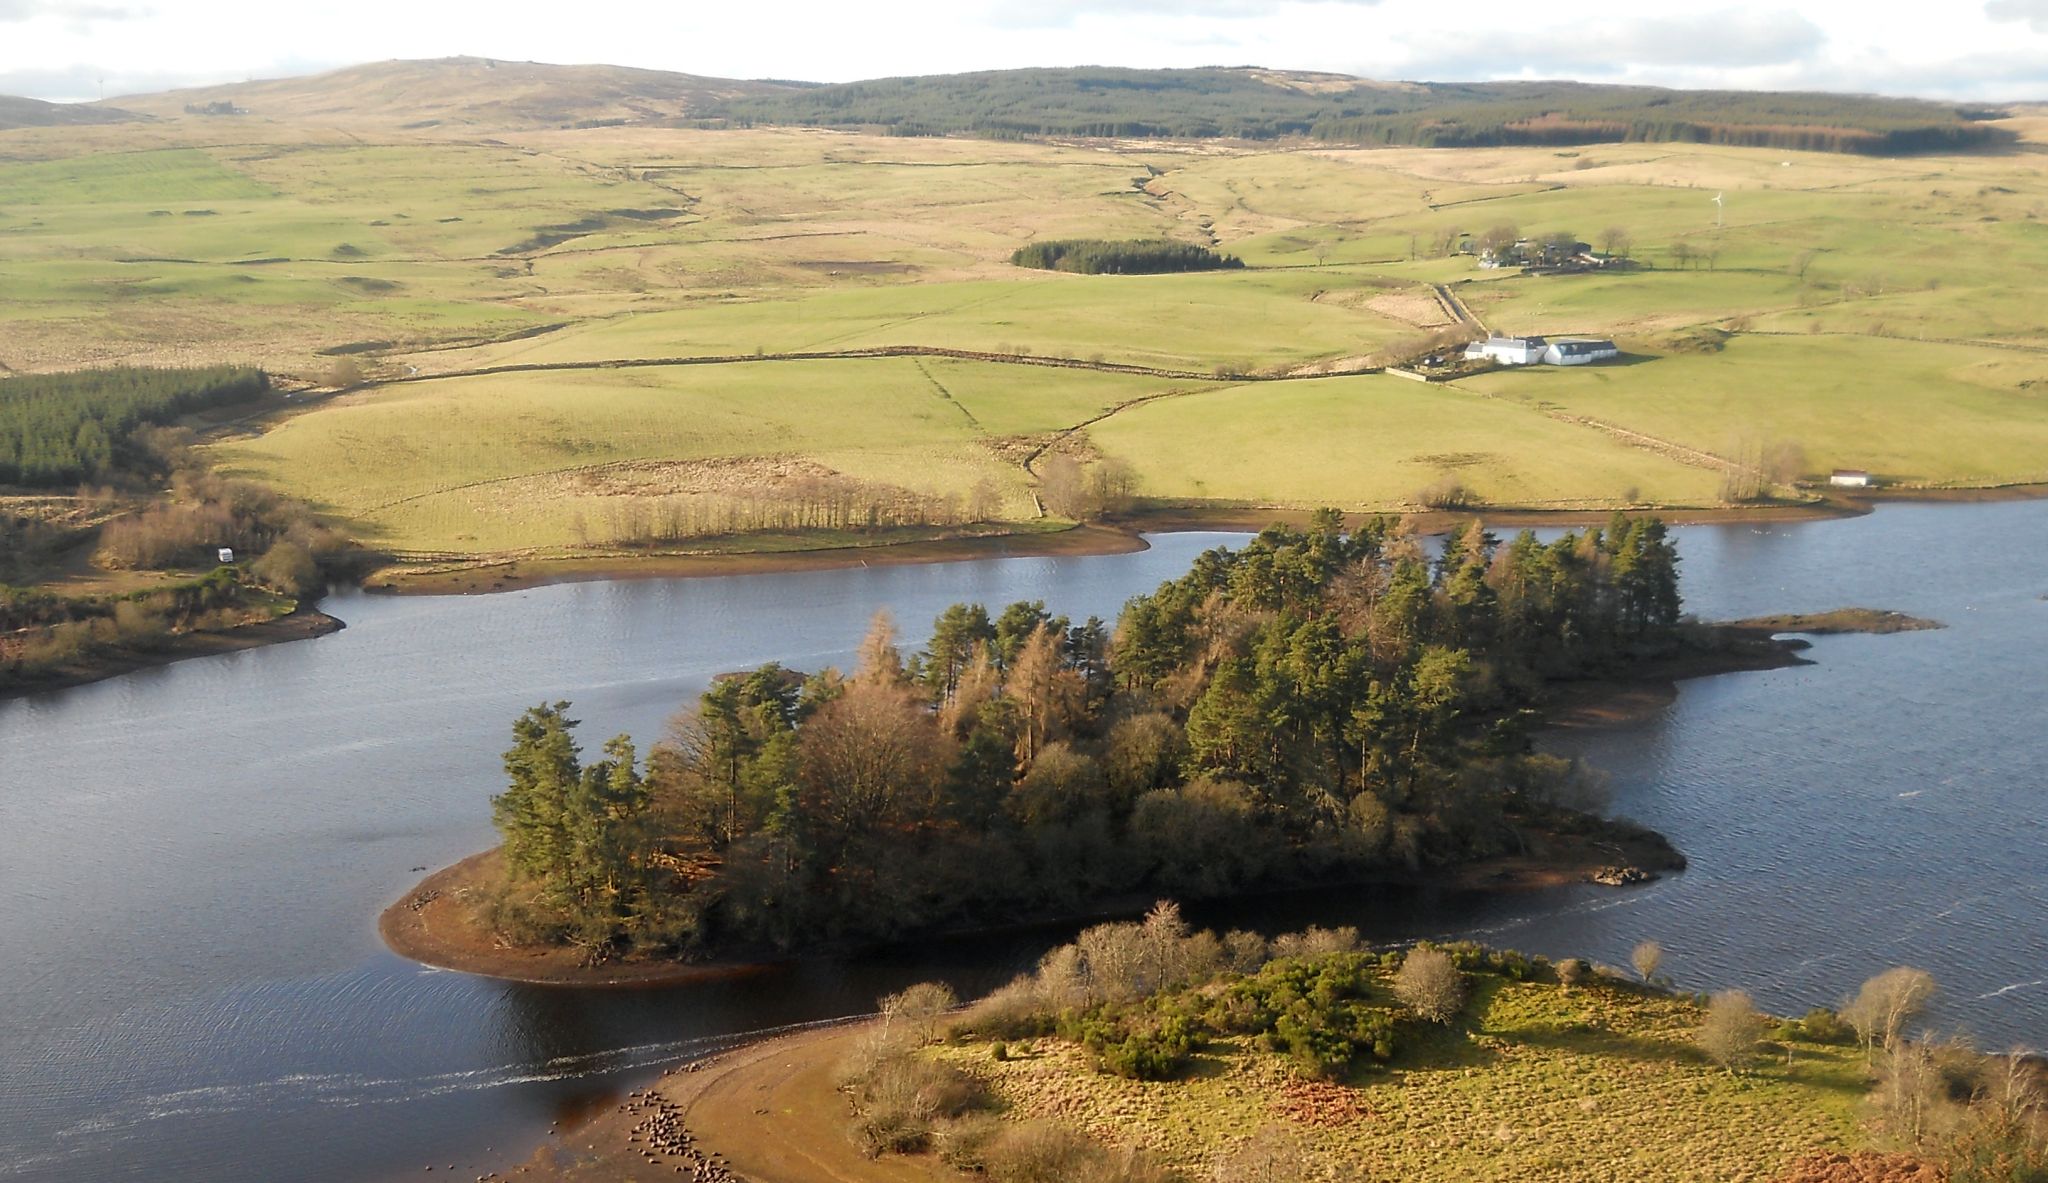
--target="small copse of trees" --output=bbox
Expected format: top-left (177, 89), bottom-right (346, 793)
top-left (1011, 239), bottom-right (1244, 276)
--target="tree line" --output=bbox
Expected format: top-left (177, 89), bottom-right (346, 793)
top-left (483, 511), bottom-right (1687, 959)
top-left (0, 367), bottom-right (268, 487)
top-left (702, 69), bottom-right (2012, 157)
top-left (1010, 239), bottom-right (1244, 276)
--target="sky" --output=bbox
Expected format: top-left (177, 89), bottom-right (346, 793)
top-left (3, 0), bottom-right (2046, 104)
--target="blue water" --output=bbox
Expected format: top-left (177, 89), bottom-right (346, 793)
top-left (0, 505), bottom-right (2043, 1180)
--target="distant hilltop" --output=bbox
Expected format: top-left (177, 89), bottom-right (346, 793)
top-left (704, 67), bottom-right (2016, 155)
top-left (98, 56), bottom-right (808, 131)
top-left (0, 94), bottom-right (145, 131)
top-left (3, 57), bottom-right (2015, 155)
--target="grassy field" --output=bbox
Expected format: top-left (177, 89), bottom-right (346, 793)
top-left (1458, 335), bottom-right (2048, 487)
top-left (1089, 375), bottom-right (1725, 509)
top-left (213, 359), bottom-right (1200, 553)
top-left (6, 88), bottom-right (2047, 563)
top-left (934, 975), bottom-right (1869, 1183)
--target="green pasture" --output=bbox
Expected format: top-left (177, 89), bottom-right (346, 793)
top-left (453, 269), bottom-right (1412, 373)
top-left (8, 119), bottom-right (2047, 554)
top-left (1458, 334), bottom-right (2048, 485)
top-left (1086, 374), bottom-right (1724, 508)
top-left (211, 358), bottom-right (1198, 552)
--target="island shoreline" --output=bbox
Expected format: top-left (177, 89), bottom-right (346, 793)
top-left (381, 604), bottom-right (1948, 989)
top-left (380, 622), bottom-right (1854, 989)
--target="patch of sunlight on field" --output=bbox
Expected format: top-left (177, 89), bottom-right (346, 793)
top-left (1459, 334), bottom-right (2048, 485)
top-left (452, 270), bottom-right (1407, 373)
top-left (939, 978), bottom-right (1866, 1183)
top-left (909, 360), bottom-right (1216, 438)
top-left (1463, 270), bottom-right (1807, 337)
top-left (212, 358), bottom-right (1103, 552)
top-left (1086, 375), bottom-right (1722, 508)
top-left (0, 147), bottom-right (274, 206)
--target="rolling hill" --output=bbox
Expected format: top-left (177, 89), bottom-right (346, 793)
top-left (0, 94), bottom-right (144, 131)
top-left (703, 66), bottom-right (2015, 155)
top-left (104, 56), bottom-right (808, 130)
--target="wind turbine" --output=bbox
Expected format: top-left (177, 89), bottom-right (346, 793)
top-left (1712, 192), bottom-right (1725, 229)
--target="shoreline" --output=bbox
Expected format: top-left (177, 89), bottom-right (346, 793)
top-left (354, 486), bottom-right (2036, 599)
top-left (0, 606), bottom-right (344, 703)
top-left (380, 806), bottom-right (1687, 990)
top-left (378, 849), bottom-right (787, 987)
top-left (365, 523), bottom-right (1150, 596)
top-left (480, 1017), bottom-right (905, 1183)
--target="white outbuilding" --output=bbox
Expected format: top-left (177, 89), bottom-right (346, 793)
top-left (1464, 335), bottom-right (1549, 365)
top-left (1829, 469), bottom-right (1874, 488)
top-left (1542, 338), bottom-right (1619, 365)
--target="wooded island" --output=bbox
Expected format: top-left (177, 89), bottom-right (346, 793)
top-left (440, 512), bottom-right (1696, 965)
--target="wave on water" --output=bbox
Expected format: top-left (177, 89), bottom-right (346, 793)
top-left (7, 1014), bottom-right (861, 1174)
top-left (1977, 978), bottom-right (2048, 1001)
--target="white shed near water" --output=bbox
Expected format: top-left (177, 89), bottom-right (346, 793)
top-left (217, 547), bottom-right (236, 563)
top-left (1830, 469), bottom-right (1874, 488)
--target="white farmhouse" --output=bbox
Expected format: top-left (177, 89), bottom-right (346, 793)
top-left (1464, 335), bottom-right (1549, 365)
top-left (1829, 469), bottom-right (1874, 488)
top-left (1542, 338), bottom-right (1619, 365)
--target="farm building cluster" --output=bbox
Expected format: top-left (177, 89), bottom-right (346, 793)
top-left (1464, 335), bottom-right (1620, 366)
top-left (1475, 237), bottom-right (1624, 272)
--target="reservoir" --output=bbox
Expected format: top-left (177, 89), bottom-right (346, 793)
top-left (0, 502), bottom-right (2043, 1181)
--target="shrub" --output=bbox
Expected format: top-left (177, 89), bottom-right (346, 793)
top-left (880, 980), bottom-right (959, 1046)
top-left (252, 540), bottom-right (321, 598)
top-left (840, 1043), bottom-right (987, 1158)
top-left (1699, 990), bottom-right (1767, 1073)
top-left (981, 1122), bottom-right (1100, 1183)
top-left (1632, 940), bottom-right (1664, 985)
top-left (1393, 947), bottom-right (1466, 1024)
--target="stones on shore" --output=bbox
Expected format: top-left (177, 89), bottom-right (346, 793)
top-left (1590, 864), bottom-right (1656, 886)
top-left (618, 1087), bottom-right (736, 1182)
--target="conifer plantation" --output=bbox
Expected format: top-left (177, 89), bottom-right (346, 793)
top-left (485, 512), bottom-right (1684, 958)
top-left (0, 367), bottom-right (268, 487)
top-left (1010, 239), bottom-right (1244, 275)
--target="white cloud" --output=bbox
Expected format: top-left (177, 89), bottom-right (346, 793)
top-left (982, 0), bottom-right (1379, 30)
top-left (1986, 0), bottom-right (2048, 29)
top-left (1382, 10), bottom-right (1826, 86)
top-left (0, 0), bottom-right (144, 21)
top-left (0, 0), bottom-right (2043, 103)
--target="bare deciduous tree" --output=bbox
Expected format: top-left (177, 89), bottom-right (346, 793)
top-left (1844, 967), bottom-right (1938, 1057)
top-left (879, 981), bottom-right (958, 1046)
top-left (1393, 946), bottom-right (1466, 1024)
top-left (1699, 989), bottom-right (1767, 1073)
top-left (1632, 940), bottom-right (1664, 986)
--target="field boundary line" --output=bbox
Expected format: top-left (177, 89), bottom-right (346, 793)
top-left (911, 358), bottom-right (982, 431)
top-left (375, 347), bottom-right (1385, 389)
top-left (1438, 378), bottom-right (1734, 473)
